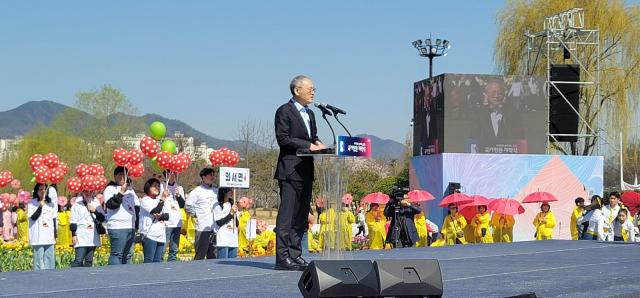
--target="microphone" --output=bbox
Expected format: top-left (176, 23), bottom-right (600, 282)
top-left (313, 102), bottom-right (333, 116)
top-left (314, 102), bottom-right (337, 147)
top-left (317, 102), bottom-right (346, 115)
top-left (317, 101), bottom-right (351, 137)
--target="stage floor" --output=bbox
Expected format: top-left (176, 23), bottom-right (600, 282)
top-left (0, 240), bottom-right (638, 297)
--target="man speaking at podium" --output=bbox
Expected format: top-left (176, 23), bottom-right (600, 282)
top-left (273, 75), bottom-right (326, 271)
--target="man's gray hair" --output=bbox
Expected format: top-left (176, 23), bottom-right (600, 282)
top-left (289, 75), bottom-right (311, 95)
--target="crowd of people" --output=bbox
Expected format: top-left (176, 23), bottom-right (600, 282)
top-left (1, 163), bottom-right (639, 271)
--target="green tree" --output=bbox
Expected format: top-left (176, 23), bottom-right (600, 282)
top-left (373, 176), bottom-right (398, 195)
top-left (347, 169), bottom-right (381, 201)
top-left (495, 0), bottom-right (640, 155)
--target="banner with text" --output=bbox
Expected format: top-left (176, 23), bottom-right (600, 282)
top-left (219, 167), bottom-right (250, 188)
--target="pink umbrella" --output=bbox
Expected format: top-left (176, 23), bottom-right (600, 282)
top-left (407, 190), bottom-right (435, 203)
top-left (522, 192), bottom-right (558, 204)
top-left (362, 192), bottom-right (390, 205)
top-left (439, 193), bottom-right (472, 207)
top-left (489, 198), bottom-right (525, 215)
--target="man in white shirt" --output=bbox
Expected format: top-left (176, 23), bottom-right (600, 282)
top-left (186, 167), bottom-right (218, 260)
top-left (104, 166), bottom-right (140, 265)
top-left (602, 192), bottom-right (622, 241)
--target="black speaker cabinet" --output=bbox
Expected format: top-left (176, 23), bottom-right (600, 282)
top-left (549, 64), bottom-right (580, 142)
top-left (298, 260), bottom-right (379, 298)
top-left (374, 259), bottom-right (443, 298)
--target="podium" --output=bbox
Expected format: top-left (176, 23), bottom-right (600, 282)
top-left (298, 136), bottom-right (372, 259)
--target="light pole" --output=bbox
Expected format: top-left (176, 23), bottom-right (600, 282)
top-left (412, 38), bottom-right (451, 80)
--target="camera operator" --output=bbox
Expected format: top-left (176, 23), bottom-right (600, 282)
top-left (384, 189), bottom-right (421, 248)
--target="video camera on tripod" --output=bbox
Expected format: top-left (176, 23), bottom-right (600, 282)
top-left (387, 187), bottom-right (410, 207)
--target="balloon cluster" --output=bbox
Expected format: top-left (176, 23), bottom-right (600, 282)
top-left (155, 151), bottom-right (192, 173)
top-left (29, 153), bottom-right (69, 184)
top-left (342, 193), bottom-right (353, 205)
top-left (112, 148), bottom-right (145, 178)
top-left (208, 147), bottom-right (240, 167)
top-left (0, 193), bottom-right (18, 208)
top-left (140, 121), bottom-right (192, 175)
top-left (239, 197), bottom-right (254, 209)
top-left (67, 163), bottom-right (108, 193)
top-left (0, 171), bottom-right (13, 187)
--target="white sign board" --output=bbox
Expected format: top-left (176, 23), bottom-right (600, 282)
top-left (219, 167), bottom-right (250, 188)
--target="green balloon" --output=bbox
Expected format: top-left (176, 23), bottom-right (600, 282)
top-left (161, 140), bottom-right (177, 154)
top-left (151, 159), bottom-right (164, 173)
top-left (149, 121), bottom-right (166, 141)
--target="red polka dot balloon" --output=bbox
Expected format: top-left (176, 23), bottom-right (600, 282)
top-left (89, 163), bottom-right (104, 176)
top-left (172, 153), bottom-right (191, 173)
top-left (112, 148), bottom-right (129, 166)
top-left (66, 177), bottom-right (83, 193)
top-left (29, 154), bottom-right (45, 172)
top-left (208, 150), bottom-right (223, 166)
top-left (140, 136), bottom-right (160, 158)
top-left (128, 149), bottom-right (144, 165)
top-left (156, 151), bottom-right (173, 170)
top-left (127, 163), bottom-right (145, 178)
top-left (75, 163), bottom-right (90, 178)
top-left (0, 171), bottom-right (12, 187)
top-left (44, 153), bottom-right (60, 169)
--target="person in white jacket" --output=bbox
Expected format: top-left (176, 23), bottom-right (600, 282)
top-left (139, 178), bottom-right (170, 263)
top-left (27, 183), bottom-right (58, 270)
top-left (103, 166), bottom-right (140, 265)
top-left (70, 190), bottom-right (105, 267)
top-left (161, 171), bottom-right (185, 262)
top-left (577, 196), bottom-right (605, 241)
top-left (612, 208), bottom-right (635, 242)
top-left (186, 168), bottom-right (218, 260)
top-left (213, 187), bottom-right (238, 258)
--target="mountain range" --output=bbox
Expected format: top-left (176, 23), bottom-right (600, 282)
top-left (0, 101), bottom-right (405, 159)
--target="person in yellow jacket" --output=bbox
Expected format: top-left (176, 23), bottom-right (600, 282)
top-left (533, 203), bottom-right (556, 240)
top-left (318, 207), bottom-right (336, 251)
top-left (16, 203), bottom-right (29, 242)
top-left (442, 204), bottom-right (467, 245)
top-left (56, 203), bottom-right (72, 248)
top-left (470, 205), bottom-right (493, 243)
top-left (570, 197), bottom-right (585, 240)
top-left (414, 212), bottom-right (429, 247)
top-left (339, 206), bottom-right (355, 250)
top-left (179, 208), bottom-right (197, 252)
top-left (237, 202), bottom-right (252, 255)
top-left (365, 204), bottom-right (386, 250)
top-left (491, 212), bottom-right (515, 243)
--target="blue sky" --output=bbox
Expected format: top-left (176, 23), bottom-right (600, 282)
top-left (0, 1), bottom-right (508, 143)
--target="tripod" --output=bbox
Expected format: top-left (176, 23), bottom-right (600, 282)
top-left (389, 204), bottom-right (409, 248)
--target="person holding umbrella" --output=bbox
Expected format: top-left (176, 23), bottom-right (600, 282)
top-left (489, 198), bottom-right (523, 243)
top-left (469, 205), bottom-right (493, 243)
top-left (365, 203), bottom-right (386, 249)
top-left (442, 204), bottom-right (468, 245)
top-left (533, 202), bottom-right (556, 240)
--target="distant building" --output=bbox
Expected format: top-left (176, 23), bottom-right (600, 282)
top-left (0, 137), bottom-right (21, 161)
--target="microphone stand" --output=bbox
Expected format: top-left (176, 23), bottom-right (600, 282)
top-left (322, 112), bottom-right (337, 148)
top-left (333, 114), bottom-right (352, 137)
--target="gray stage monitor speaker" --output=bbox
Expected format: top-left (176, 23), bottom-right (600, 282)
top-left (374, 259), bottom-right (443, 298)
top-left (298, 260), bottom-right (380, 298)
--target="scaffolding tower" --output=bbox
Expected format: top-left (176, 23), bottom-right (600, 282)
top-left (524, 8), bottom-right (603, 155)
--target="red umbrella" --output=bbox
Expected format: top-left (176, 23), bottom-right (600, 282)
top-left (407, 190), bottom-right (435, 203)
top-left (621, 192), bottom-right (640, 215)
top-left (458, 195), bottom-right (491, 222)
top-left (489, 198), bottom-right (525, 215)
top-left (362, 192), bottom-right (390, 205)
top-left (522, 191), bottom-right (558, 204)
top-left (439, 193), bottom-right (472, 207)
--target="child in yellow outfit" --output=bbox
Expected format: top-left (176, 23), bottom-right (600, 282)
top-left (56, 206), bottom-right (72, 248)
top-left (318, 208), bottom-right (336, 251)
top-left (533, 203), bottom-right (556, 240)
top-left (414, 212), bottom-right (428, 247)
top-left (339, 207), bottom-right (355, 250)
top-left (470, 205), bottom-right (493, 243)
top-left (570, 197), bottom-right (585, 240)
top-left (365, 204), bottom-right (386, 250)
top-left (16, 204), bottom-right (29, 242)
top-left (442, 204), bottom-right (467, 245)
top-left (491, 212), bottom-right (515, 242)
